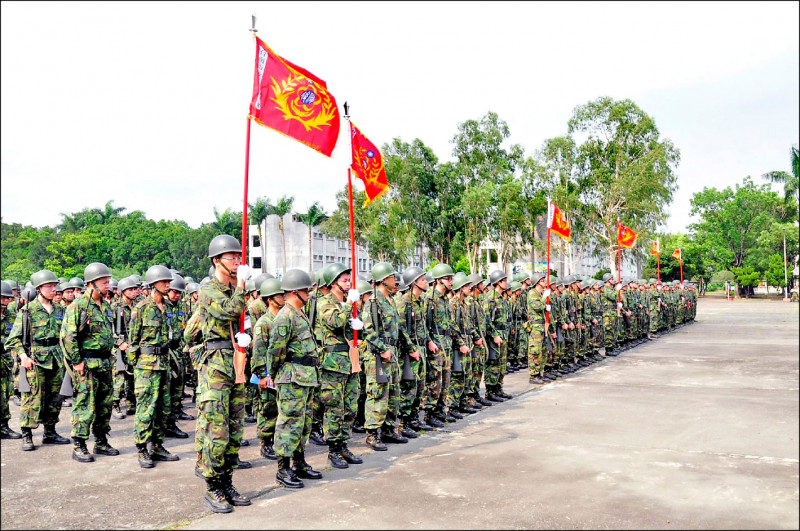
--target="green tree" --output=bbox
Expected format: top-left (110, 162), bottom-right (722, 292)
top-left (297, 202), bottom-right (327, 271)
top-left (762, 145), bottom-right (799, 225)
top-left (764, 253), bottom-right (788, 294)
top-left (212, 207), bottom-right (242, 237)
top-left (273, 195), bottom-right (294, 274)
top-left (248, 197), bottom-right (273, 272)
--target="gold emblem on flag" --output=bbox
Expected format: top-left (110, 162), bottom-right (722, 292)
top-left (270, 73), bottom-right (337, 132)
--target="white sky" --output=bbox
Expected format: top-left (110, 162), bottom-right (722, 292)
top-left (2, 1), bottom-right (798, 235)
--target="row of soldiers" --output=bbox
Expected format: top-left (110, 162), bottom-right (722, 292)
top-left (0, 234), bottom-right (697, 514)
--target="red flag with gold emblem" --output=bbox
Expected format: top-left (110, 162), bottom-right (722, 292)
top-left (672, 248), bottom-right (682, 263)
top-left (617, 223), bottom-right (637, 248)
top-left (650, 238), bottom-right (660, 256)
top-left (547, 201), bottom-right (571, 241)
top-left (249, 37), bottom-right (340, 157)
top-left (349, 122), bottom-right (388, 207)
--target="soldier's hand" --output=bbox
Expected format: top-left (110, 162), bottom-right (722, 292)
top-left (259, 375), bottom-right (274, 389)
top-left (410, 350), bottom-right (420, 361)
top-left (381, 349), bottom-right (392, 361)
top-left (561, 323), bottom-right (568, 330)
top-left (550, 333), bottom-right (557, 339)
top-left (74, 361), bottom-right (85, 375)
top-left (459, 345), bottom-right (470, 354)
top-left (119, 341), bottom-right (129, 351)
top-left (475, 338), bottom-right (484, 347)
top-left (568, 323), bottom-right (575, 330)
top-left (592, 318), bottom-right (598, 325)
top-left (493, 335), bottom-right (503, 345)
top-left (428, 340), bottom-right (439, 354)
top-left (20, 353), bottom-right (34, 370)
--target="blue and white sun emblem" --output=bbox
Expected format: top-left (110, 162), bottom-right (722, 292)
top-left (300, 89), bottom-right (316, 105)
top-left (366, 150), bottom-right (375, 158)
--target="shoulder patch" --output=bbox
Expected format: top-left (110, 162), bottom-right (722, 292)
top-left (277, 324), bottom-right (289, 337)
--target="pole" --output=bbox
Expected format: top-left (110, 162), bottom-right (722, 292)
top-left (783, 228), bottom-right (789, 299)
top-left (617, 220), bottom-right (622, 306)
top-left (679, 260), bottom-right (683, 285)
top-left (656, 248), bottom-right (660, 283)
top-left (546, 224), bottom-right (551, 328)
top-left (343, 103), bottom-right (360, 363)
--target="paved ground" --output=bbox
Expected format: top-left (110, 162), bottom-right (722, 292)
top-left (1, 295), bottom-right (798, 530)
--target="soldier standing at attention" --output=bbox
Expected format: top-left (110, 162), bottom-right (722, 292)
top-left (111, 277), bottom-right (138, 419)
top-left (267, 268), bottom-right (323, 489)
top-left (483, 270), bottom-right (513, 401)
top-left (1, 281), bottom-right (21, 439)
top-left (425, 264), bottom-right (455, 424)
top-left (192, 235), bottom-right (252, 513)
top-left (60, 262), bottom-right (120, 463)
top-left (526, 273), bottom-right (549, 384)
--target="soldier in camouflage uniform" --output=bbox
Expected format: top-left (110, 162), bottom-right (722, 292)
top-left (1, 281), bottom-right (22, 439)
top-left (60, 262), bottom-right (120, 463)
top-left (448, 273), bottom-right (478, 415)
top-left (6, 270), bottom-right (70, 451)
top-left (602, 274), bottom-right (621, 356)
top-left (112, 277), bottom-right (138, 418)
top-left (189, 235), bottom-right (251, 513)
top-left (526, 273), bottom-right (548, 383)
top-left (423, 263), bottom-right (456, 425)
top-left (465, 274), bottom-right (492, 407)
top-left (164, 274), bottom-right (193, 438)
top-left (267, 268), bottom-right (324, 489)
top-left (483, 270), bottom-right (513, 400)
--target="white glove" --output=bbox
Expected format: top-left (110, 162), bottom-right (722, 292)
top-left (615, 283), bottom-right (622, 291)
top-left (543, 289), bottom-right (551, 298)
top-left (243, 316), bottom-right (252, 330)
top-left (617, 302), bottom-right (623, 309)
top-left (349, 317), bottom-right (364, 330)
top-left (236, 264), bottom-right (251, 281)
top-left (235, 332), bottom-right (252, 348)
top-left (545, 304), bottom-right (551, 312)
top-left (656, 285), bottom-right (662, 291)
top-left (346, 288), bottom-right (360, 304)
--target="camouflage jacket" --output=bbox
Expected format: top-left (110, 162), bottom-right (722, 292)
top-left (60, 293), bottom-right (115, 368)
top-left (427, 289), bottom-right (456, 349)
top-left (602, 285), bottom-right (619, 312)
top-left (6, 298), bottom-right (65, 370)
top-left (450, 296), bottom-right (475, 349)
top-left (316, 292), bottom-right (355, 375)
top-left (397, 290), bottom-right (429, 350)
top-left (194, 277), bottom-right (246, 379)
top-left (526, 290), bottom-right (547, 330)
top-left (267, 302), bottom-right (319, 387)
top-left (1, 305), bottom-right (16, 372)
top-left (482, 289), bottom-right (510, 340)
top-left (127, 296), bottom-right (172, 370)
top-left (364, 289), bottom-right (412, 361)
top-left (251, 309), bottom-right (278, 379)
top-left (112, 297), bottom-right (135, 347)
top-left (247, 297), bottom-right (267, 326)
top-left (464, 294), bottom-right (486, 341)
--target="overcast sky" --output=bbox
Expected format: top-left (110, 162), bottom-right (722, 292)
top-left (2, 1), bottom-right (798, 235)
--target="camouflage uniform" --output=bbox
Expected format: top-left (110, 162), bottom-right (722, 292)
top-left (127, 296), bottom-right (171, 445)
top-left (482, 288), bottom-right (509, 392)
top-left (6, 299), bottom-right (65, 431)
top-left (424, 289), bottom-right (454, 415)
top-left (396, 290), bottom-right (428, 425)
top-left (1, 305), bottom-right (16, 427)
top-left (516, 288), bottom-right (529, 368)
top-left (464, 292), bottom-right (487, 402)
top-left (526, 290), bottom-right (547, 377)
top-left (447, 295), bottom-right (473, 411)
top-left (251, 309), bottom-right (278, 445)
top-left (112, 297), bottom-right (135, 411)
top-left (61, 294), bottom-right (116, 440)
top-left (602, 284), bottom-right (619, 350)
top-left (165, 301), bottom-right (187, 428)
top-left (267, 302), bottom-right (319, 458)
top-left (190, 277), bottom-right (246, 479)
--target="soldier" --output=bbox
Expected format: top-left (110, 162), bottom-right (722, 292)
top-left (316, 263), bottom-right (364, 468)
top-left (267, 268), bottom-right (323, 489)
top-left (307, 265), bottom-right (330, 447)
top-left (526, 273), bottom-right (549, 384)
top-left (60, 262), bottom-right (120, 462)
top-left (1, 281), bottom-right (22, 439)
top-left (448, 273), bottom-right (477, 415)
top-left (164, 273), bottom-right (193, 438)
top-left (465, 274), bottom-right (492, 407)
top-left (68, 277), bottom-right (85, 299)
top-left (423, 263), bottom-right (455, 425)
top-left (250, 278), bottom-right (283, 461)
top-left (602, 273), bottom-right (621, 356)
top-left (127, 265), bottom-right (181, 468)
top-left (6, 270), bottom-right (70, 451)
top-left (483, 270), bottom-right (513, 400)
top-left (363, 262), bottom-right (416, 449)
top-left (189, 234), bottom-right (252, 513)
top-left (111, 277), bottom-right (138, 419)
top-left (61, 281), bottom-right (76, 307)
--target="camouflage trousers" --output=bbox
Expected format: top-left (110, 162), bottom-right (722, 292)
top-left (1, 368), bottom-right (11, 422)
top-left (320, 369), bottom-right (360, 444)
top-left (112, 363), bottom-right (135, 406)
top-left (399, 351), bottom-right (426, 419)
top-left (603, 311), bottom-right (618, 348)
top-left (311, 386), bottom-right (324, 428)
top-left (274, 381), bottom-right (314, 458)
top-left (195, 365), bottom-right (245, 479)
top-left (468, 345), bottom-right (486, 398)
top-left (133, 368), bottom-right (170, 444)
top-left (364, 355), bottom-right (400, 430)
top-left (527, 327), bottom-right (545, 376)
top-left (71, 365), bottom-right (113, 439)
top-left (422, 338), bottom-right (447, 412)
top-left (517, 329), bottom-right (528, 366)
top-left (20, 364), bottom-right (63, 429)
top-left (167, 355), bottom-right (184, 423)
top-left (446, 348), bottom-right (472, 409)
top-left (484, 339), bottom-right (506, 389)
top-left (254, 387), bottom-right (278, 441)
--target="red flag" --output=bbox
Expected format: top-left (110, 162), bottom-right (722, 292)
top-left (650, 238), bottom-right (660, 256)
top-left (547, 201), bottom-right (571, 241)
top-left (617, 223), bottom-right (638, 248)
top-left (249, 37), bottom-right (340, 157)
top-left (672, 248), bottom-right (682, 263)
top-left (350, 122), bottom-right (388, 207)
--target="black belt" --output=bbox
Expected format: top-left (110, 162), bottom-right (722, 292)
top-left (204, 340), bottom-right (233, 351)
top-left (290, 355), bottom-right (319, 367)
top-left (32, 337), bottom-right (59, 347)
top-left (325, 344), bottom-right (350, 353)
top-left (83, 349), bottom-right (112, 359)
top-left (529, 320), bottom-right (545, 324)
top-left (140, 345), bottom-right (167, 355)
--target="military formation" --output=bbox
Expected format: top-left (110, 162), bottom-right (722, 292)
top-left (0, 234), bottom-right (699, 514)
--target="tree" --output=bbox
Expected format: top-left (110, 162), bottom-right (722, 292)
top-left (273, 195), bottom-right (294, 274)
top-left (248, 197), bottom-right (273, 272)
top-left (568, 97), bottom-right (680, 275)
top-left (98, 200), bottom-right (126, 224)
top-left (212, 207), bottom-right (242, 237)
top-left (297, 202), bottom-right (327, 271)
top-left (762, 145), bottom-right (799, 226)
top-left (764, 253), bottom-right (788, 293)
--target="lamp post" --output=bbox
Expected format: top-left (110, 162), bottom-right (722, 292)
top-left (783, 227), bottom-right (789, 300)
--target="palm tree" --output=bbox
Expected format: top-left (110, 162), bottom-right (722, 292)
top-left (297, 202), bottom-right (327, 271)
top-left (248, 197), bottom-right (274, 272)
top-left (762, 145), bottom-right (799, 225)
top-left (212, 207), bottom-right (241, 236)
top-left (98, 200), bottom-right (126, 224)
top-left (272, 195), bottom-right (295, 274)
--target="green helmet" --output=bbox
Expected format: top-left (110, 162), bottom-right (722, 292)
top-left (110, 278), bottom-right (119, 289)
top-left (253, 272), bottom-right (274, 291)
top-left (245, 279), bottom-right (257, 293)
top-left (324, 262), bottom-right (351, 287)
top-left (31, 270), bottom-right (59, 289)
top-left (58, 281), bottom-right (72, 292)
top-left (5, 279), bottom-right (19, 291)
top-left (84, 262), bottom-right (112, 283)
top-left (371, 262), bottom-right (396, 283)
top-left (356, 272), bottom-right (373, 283)
top-left (602, 273), bottom-right (613, 282)
top-left (425, 272), bottom-right (433, 284)
top-left (431, 263), bottom-right (454, 280)
top-left (594, 280), bottom-right (604, 289)
top-left (184, 276), bottom-right (195, 284)
top-left (356, 279), bottom-right (373, 296)
top-left (169, 274), bottom-right (186, 292)
top-left (467, 273), bottom-right (484, 289)
top-left (1, 281), bottom-right (13, 297)
top-left (129, 274), bottom-right (142, 285)
top-left (312, 269), bottom-right (323, 287)
top-left (186, 282), bottom-right (200, 295)
top-left (260, 278), bottom-right (283, 299)
top-left (208, 234), bottom-right (241, 259)
top-left (21, 285), bottom-right (37, 302)
top-left (402, 266), bottom-right (426, 287)
top-left (530, 272), bottom-right (545, 286)
top-left (513, 272), bottom-right (529, 283)
top-left (69, 277), bottom-right (86, 289)
top-left (145, 265), bottom-right (173, 285)
top-left (451, 272), bottom-right (471, 291)
top-left (118, 277), bottom-right (138, 293)
top-left (648, 278), bottom-right (657, 285)
top-left (488, 269), bottom-right (507, 285)
top-left (281, 269), bottom-right (313, 291)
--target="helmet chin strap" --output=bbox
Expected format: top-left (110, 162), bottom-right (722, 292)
top-left (214, 257), bottom-right (234, 279)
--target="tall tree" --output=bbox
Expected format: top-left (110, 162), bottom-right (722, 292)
top-left (568, 97), bottom-right (680, 274)
top-left (761, 145), bottom-right (799, 226)
top-left (248, 197), bottom-right (273, 272)
top-left (273, 195), bottom-right (295, 274)
top-left (212, 207), bottom-right (241, 237)
top-left (297, 202), bottom-right (327, 271)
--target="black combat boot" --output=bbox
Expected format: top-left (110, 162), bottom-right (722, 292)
top-left (380, 425), bottom-right (408, 444)
top-left (42, 425), bottom-right (70, 445)
top-left (164, 424), bottom-right (189, 439)
top-left (308, 422), bottom-right (326, 446)
top-left (203, 477), bottom-right (233, 513)
top-left (72, 437), bottom-right (94, 463)
top-left (327, 441), bottom-right (349, 469)
top-left (125, 402), bottom-right (136, 415)
top-left (93, 434), bottom-right (120, 456)
top-left (0, 421), bottom-right (22, 439)
top-left (220, 472), bottom-right (251, 506)
top-left (137, 443), bottom-right (154, 468)
top-left (351, 420), bottom-right (366, 433)
top-left (425, 411), bottom-right (444, 428)
top-left (150, 441), bottom-right (179, 461)
top-left (244, 403), bottom-right (256, 424)
top-left (21, 427), bottom-right (35, 451)
top-left (177, 409), bottom-right (195, 421)
top-left (497, 388), bottom-right (513, 400)
top-left (340, 443), bottom-right (363, 464)
top-left (111, 401), bottom-right (126, 419)
top-left (260, 438), bottom-right (277, 460)
top-left (448, 408), bottom-right (464, 420)
top-left (399, 418), bottom-right (418, 439)
top-left (365, 429), bottom-right (387, 451)
top-left (292, 449), bottom-right (323, 479)
top-left (232, 455), bottom-right (252, 469)
top-left (276, 456), bottom-right (304, 489)
top-left (476, 394), bottom-right (493, 407)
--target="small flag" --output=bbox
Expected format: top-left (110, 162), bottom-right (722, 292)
top-left (672, 248), bottom-right (682, 263)
top-left (617, 222), bottom-right (638, 249)
top-left (547, 201), bottom-right (571, 241)
top-left (249, 37), bottom-right (340, 157)
top-left (349, 122), bottom-right (388, 207)
top-left (650, 239), bottom-right (660, 256)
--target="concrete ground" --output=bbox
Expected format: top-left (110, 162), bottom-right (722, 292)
top-left (1, 295), bottom-right (797, 530)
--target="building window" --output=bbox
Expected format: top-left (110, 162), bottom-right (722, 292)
top-left (252, 257), bottom-right (262, 269)
top-left (313, 254), bottom-right (323, 261)
top-left (313, 231), bottom-right (323, 240)
top-left (251, 235), bottom-right (260, 248)
top-left (326, 255), bottom-right (335, 262)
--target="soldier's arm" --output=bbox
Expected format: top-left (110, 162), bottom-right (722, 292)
top-left (4, 311), bottom-right (25, 360)
top-left (363, 299), bottom-right (389, 355)
top-left (127, 306), bottom-right (143, 365)
top-left (319, 298), bottom-right (351, 332)
top-left (266, 314), bottom-right (290, 377)
top-left (202, 285), bottom-right (246, 321)
top-left (251, 319), bottom-right (270, 376)
top-left (60, 301), bottom-right (83, 366)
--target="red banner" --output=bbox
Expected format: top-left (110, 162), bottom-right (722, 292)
top-left (617, 223), bottom-right (638, 249)
top-left (547, 201), bottom-right (571, 241)
top-left (650, 238), bottom-right (660, 256)
top-left (249, 37), bottom-right (340, 157)
top-left (350, 122), bottom-right (388, 207)
top-left (672, 248), bottom-right (682, 263)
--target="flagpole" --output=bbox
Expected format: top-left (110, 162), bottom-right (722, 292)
top-left (656, 238), bottom-right (660, 283)
top-left (679, 258), bottom-right (683, 285)
top-left (343, 103), bottom-right (359, 356)
top-left (617, 220), bottom-right (622, 307)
